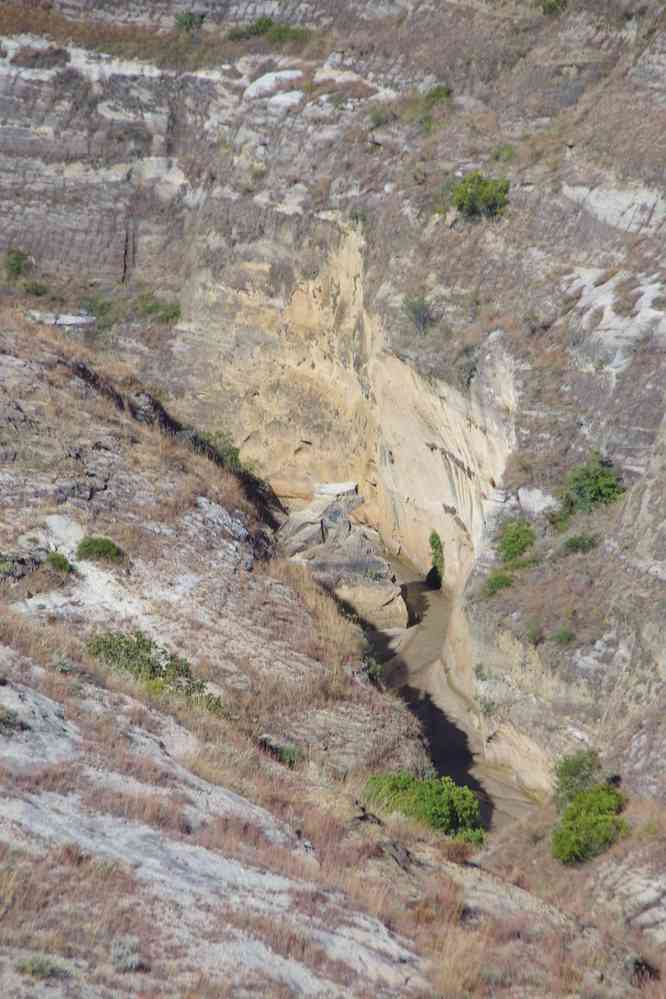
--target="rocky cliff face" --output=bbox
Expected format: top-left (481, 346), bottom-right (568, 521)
top-left (2, 0), bottom-right (666, 834)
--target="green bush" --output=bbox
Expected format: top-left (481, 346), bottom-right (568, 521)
top-left (552, 625), bottom-right (575, 645)
top-left (175, 12), bottom-right (205, 31)
top-left (365, 771), bottom-right (483, 840)
top-left (76, 536), bottom-right (124, 562)
top-left (563, 533), bottom-right (598, 554)
top-left (564, 454), bottom-right (624, 514)
top-left (17, 955), bottom-right (68, 980)
top-left (451, 172), bottom-right (510, 219)
top-left (199, 429), bottom-right (242, 471)
top-left (25, 280), bottom-right (49, 297)
top-left (6, 248), bottom-right (29, 279)
top-left (429, 529), bottom-right (444, 587)
top-left (227, 17), bottom-right (310, 45)
top-left (541, 0), bottom-right (567, 14)
top-left (403, 294), bottom-right (433, 334)
top-left (498, 519), bottom-right (535, 562)
top-left (492, 143), bottom-right (514, 163)
top-left (526, 620), bottom-right (544, 646)
top-left (554, 749), bottom-right (602, 811)
top-left (552, 784), bottom-right (626, 864)
top-left (87, 629), bottom-right (224, 714)
top-left (483, 570), bottom-right (513, 596)
top-left (80, 294), bottom-right (114, 331)
top-left (46, 551), bottom-right (73, 574)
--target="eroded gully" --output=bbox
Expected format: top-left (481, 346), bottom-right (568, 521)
top-left (378, 561), bottom-right (537, 832)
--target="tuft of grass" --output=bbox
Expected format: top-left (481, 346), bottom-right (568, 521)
top-left (135, 292), bottom-right (181, 325)
top-left (6, 248), bottom-right (29, 280)
top-left (365, 772), bottom-right (484, 842)
top-left (175, 11), bottom-right (205, 31)
top-left (80, 294), bottom-right (114, 331)
top-left (451, 172), bottom-right (509, 219)
top-left (541, 0), bottom-right (567, 14)
top-left (492, 143), bottom-right (514, 163)
top-left (562, 533), bottom-right (598, 554)
top-left (46, 551), bottom-right (73, 574)
top-left (483, 570), bottom-right (513, 597)
top-left (25, 280), bottom-right (49, 297)
top-left (16, 955), bottom-right (69, 980)
top-left (552, 626), bottom-right (575, 645)
top-left (76, 536), bottom-right (123, 562)
top-left (87, 629), bottom-right (225, 715)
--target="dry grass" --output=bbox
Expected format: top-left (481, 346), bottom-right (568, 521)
top-left (0, 3), bottom-right (323, 70)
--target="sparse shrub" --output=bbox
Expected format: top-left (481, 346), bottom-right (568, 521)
top-left (136, 292), bottom-right (181, 325)
top-left (403, 294), bottom-right (434, 334)
top-left (175, 11), bottom-right (205, 31)
top-left (563, 533), bottom-right (598, 554)
top-left (364, 655), bottom-right (383, 684)
top-left (429, 530), bottom-right (444, 588)
top-left (46, 551), bottom-right (73, 574)
top-left (526, 620), bottom-right (544, 646)
top-left (80, 294), bottom-right (114, 331)
top-left (365, 772), bottom-right (484, 841)
top-left (422, 84), bottom-right (451, 109)
top-left (541, 0), bottom-right (567, 14)
top-left (451, 172), bottom-right (510, 219)
top-left (6, 248), bottom-right (29, 279)
top-left (76, 536), bottom-right (123, 562)
top-left (16, 955), bottom-right (68, 979)
top-left (492, 143), bottom-right (514, 162)
top-left (483, 570), bottom-right (513, 597)
top-left (479, 696), bottom-right (496, 717)
top-left (552, 625), bottom-right (575, 645)
top-left (227, 17), bottom-right (309, 45)
top-left (498, 519), bottom-right (535, 562)
top-left (554, 749), bottom-right (603, 811)
top-left (564, 453), bottom-right (624, 514)
top-left (369, 105), bottom-right (394, 129)
top-left (111, 934), bottom-right (150, 973)
top-left (198, 429), bottom-right (242, 471)
top-left (87, 629), bottom-right (225, 714)
top-left (25, 280), bottom-right (49, 297)
top-left (552, 784), bottom-right (626, 864)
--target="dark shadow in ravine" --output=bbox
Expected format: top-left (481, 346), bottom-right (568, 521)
top-left (400, 684), bottom-right (494, 830)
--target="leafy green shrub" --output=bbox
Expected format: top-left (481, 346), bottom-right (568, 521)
top-left (552, 784), bottom-right (626, 864)
top-left (422, 84), bottom-right (451, 109)
top-left (542, 0), bottom-right (567, 14)
top-left (429, 530), bottom-right (444, 588)
top-left (451, 172), bottom-right (510, 219)
top-left (563, 533), bottom-right (598, 554)
top-left (25, 280), bottom-right (49, 297)
top-left (403, 294), bottom-right (433, 334)
top-left (76, 536), bottom-right (123, 562)
top-left (175, 11), bottom-right (205, 31)
top-left (564, 454), bottom-right (624, 514)
top-left (199, 429), bottom-right (242, 471)
top-left (46, 551), bottom-right (73, 574)
top-left (498, 519), bottom-right (535, 562)
top-left (365, 771), bottom-right (483, 840)
top-left (492, 143), bottom-right (514, 162)
top-left (552, 625), bottom-right (575, 644)
top-left (6, 248), bottom-right (29, 279)
top-left (483, 570), bottom-right (513, 597)
top-left (554, 749), bottom-right (602, 811)
top-left (87, 629), bottom-right (225, 714)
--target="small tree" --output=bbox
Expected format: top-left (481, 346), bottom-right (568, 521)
top-left (451, 172), bottom-right (509, 219)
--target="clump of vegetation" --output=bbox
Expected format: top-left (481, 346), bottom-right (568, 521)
top-left (111, 934), bottom-right (150, 973)
top-left (564, 453), bottom-right (624, 514)
top-left (175, 11), bottom-right (205, 31)
top-left (6, 248), bottom-right (29, 280)
top-left (365, 772), bottom-right (484, 842)
top-left (76, 536), bottom-right (124, 563)
top-left (16, 955), bottom-right (68, 980)
top-left (46, 551), bottom-right (73, 574)
top-left (135, 292), bottom-right (181, 325)
top-left (227, 17), bottom-right (310, 45)
top-left (429, 530), bottom-right (444, 588)
top-left (369, 105), bottom-right (395, 129)
top-left (364, 655), bottom-right (383, 685)
top-left (451, 172), bottom-right (510, 219)
top-left (0, 704), bottom-right (21, 735)
top-left (526, 620), bottom-right (544, 646)
top-left (483, 570), bottom-right (513, 597)
top-left (198, 429), bottom-right (243, 472)
top-left (87, 629), bottom-right (225, 714)
top-left (492, 143), bottom-right (515, 163)
top-left (563, 533), bottom-right (598, 554)
top-left (552, 784), bottom-right (626, 864)
top-left (552, 625), bottom-right (575, 645)
top-left (25, 280), bottom-right (49, 297)
top-left (542, 0), bottom-right (567, 14)
top-left (554, 749), bottom-right (603, 811)
top-left (401, 84), bottom-right (451, 133)
top-left (403, 294), bottom-right (434, 334)
top-left (498, 519), bottom-right (535, 562)
top-left (80, 293), bottom-right (115, 332)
